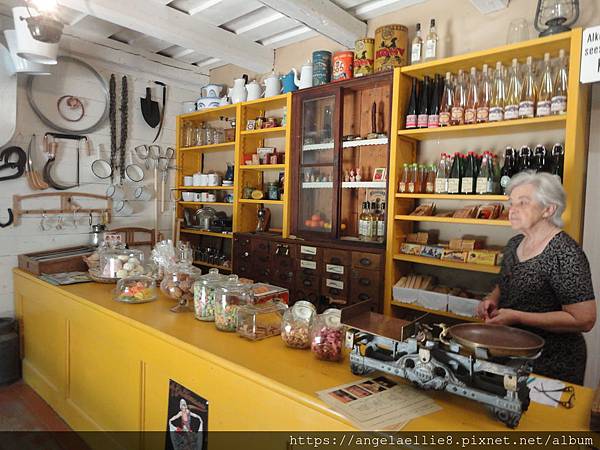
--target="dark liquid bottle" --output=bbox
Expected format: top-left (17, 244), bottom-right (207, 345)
top-left (519, 145), bottom-right (532, 172)
top-left (461, 151), bottom-right (476, 194)
top-left (534, 144), bottom-right (547, 172)
top-left (448, 152), bottom-right (462, 194)
top-left (500, 147), bottom-right (515, 194)
top-left (417, 76), bottom-right (431, 128)
top-left (405, 78), bottom-right (419, 129)
top-left (550, 143), bottom-right (564, 182)
top-left (428, 74), bottom-right (441, 128)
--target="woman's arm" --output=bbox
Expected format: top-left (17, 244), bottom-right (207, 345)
top-left (476, 285), bottom-right (501, 319)
top-left (487, 300), bottom-right (597, 332)
top-left (169, 412), bottom-right (182, 424)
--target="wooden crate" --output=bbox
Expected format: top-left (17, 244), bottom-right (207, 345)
top-left (18, 246), bottom-right (95, 275)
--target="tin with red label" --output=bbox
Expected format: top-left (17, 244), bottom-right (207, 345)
top-left (353, 38), bottom-right (374, 77)
top-left (374, 24), bottom-right (408, 72)
top-left (332, 51), bottom-right (354, 82)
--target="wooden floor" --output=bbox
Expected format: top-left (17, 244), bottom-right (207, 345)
top-left (0, 380), bottom-right (70, 431)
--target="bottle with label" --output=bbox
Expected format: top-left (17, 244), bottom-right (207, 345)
top-left (551, 49), bottom-right (568, 115)
top-left (405, 78), bottom-right (419, 129)
top-left (534, 145), bottom-right (548, 172)
top-left (492, 153), bottom-right (501, 193)
top-left (411, 23), bottom-right (423, 64)
top-left (439, 72), bottom-right (453, 127)
top-left (500, 147), bottom-right (515, 194)
top-left (407, 163), bottom-right (418, 193)
top-left (434, 153), bottom-right (448, 193)
top-left (448, 152), bottom-right (462, 194)
top-left (476, 152), bottom-right (491, 194)
top-left (461, 151), bottom-right (476, 194)
top-left (398, 163), bottom-right (409, 192)
top-left (368, 202), bottom-right (378, 241)
top-left (519, 145), bottom-right (532, 172)
top-left (424, 19), bottom-right (438, 61)
top-left (537, 52), bottom-right (553, 117)
top-left (425, 164), bottom-right (436, 193)
top-left (464, 67), bottom-right (478, 124)
top-left (476, 64), bottom-right (492, 123)
top-left (451, 69), bottom-right (466, 125)
top-left (376, 202), bottom-right (386, 242)
top-left (417, 76), bottom-right (431, 128)
top-left (550, 143), bottom-right (564, 182)
top-left (489, 62), bottom-right (505, 122)
top-left (358, 202), bottom-right (372, 241)
top-left (519, 56), bottom-right (536, 119)
top-left (504, 58), bottom-right (521, 120)
top-left (415, 164), bottom-right (426, 193)
top-left (428, 74), bottom-right (442, 128)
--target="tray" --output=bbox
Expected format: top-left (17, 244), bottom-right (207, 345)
top-left (18, 245), bottom-right (96, 275)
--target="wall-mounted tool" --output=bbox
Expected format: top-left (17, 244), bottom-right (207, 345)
top-left (26, 135), bottom-right (48, 190)
top-left (0, 208), bottom-right (14, 228)
top-left (152, 81), bottom-right (167, 143)
top-left (140, 86), bottom-right (160, 128)
top-left (0, 146), bottom-right (26, 181)
top-left (42, 132), bottom-right (87, 190)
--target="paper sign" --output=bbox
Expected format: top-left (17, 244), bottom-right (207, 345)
top-left (581, 26), bottom-right (600, 83)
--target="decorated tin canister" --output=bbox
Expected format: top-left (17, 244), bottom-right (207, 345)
top-left (374, 24), bottom-right (408, 72)
top-left (332, 51), bottom-right (354, 82)
top-left (353, 38), bottom-right (374, 77)
top-left (312, 50), bottom-right (332, 86)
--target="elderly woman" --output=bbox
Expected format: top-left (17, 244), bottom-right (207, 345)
top-left (477, 171), bottom-right (596, 384)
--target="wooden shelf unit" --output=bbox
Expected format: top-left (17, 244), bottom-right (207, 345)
top-left (180, 229), bottom-right (233, 239)
top-left (390, 300), bottom-right (482, 323)
top-left (384, 29), bottom-right (590, 320)
top-left (394, 215), bottom-right (511, 227)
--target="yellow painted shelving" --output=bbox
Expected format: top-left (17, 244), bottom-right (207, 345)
top-left (180, 229), bottom-right (233, 239)
top-left (239, 164), bottom-right (286, 170)
top-left (390, 300), bottom-right (482, 323)
top-left (392, 254), bottom-right (501, 274)
top-left (394, 215), bottom-right (511, 227)
top-left (396, 193), bottom-right (508, 201)
top-left (240, 126), bottom-right (287, 136)
top-left (176, 186), bottom-right (234, 190)
top-left (179, 202), bottom-right (232, 207)
top-left (180, 142), bottom-right (235, 152)
top-left (239, 199), bottom-right (284, 205)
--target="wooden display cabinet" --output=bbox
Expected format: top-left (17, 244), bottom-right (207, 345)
top-left (291, 72), bottom-right (393, 245)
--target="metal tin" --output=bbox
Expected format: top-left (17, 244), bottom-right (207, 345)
top-left (332, 51), bottom-right (354, 82)
top-left (312, 50), bottom-right (332, 86)
top-left (266, 182), bottom-right (279, 200)
top-left (353, 38), bottom-right (374, 77)
top-left (374, 24), bottom-right (409, 72)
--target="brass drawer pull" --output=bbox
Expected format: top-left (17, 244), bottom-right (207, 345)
top-left (358, 293), bottom-right (371, 301)
top-left (360, 258), bottom-right (372, 266)
top-left (359, 278), bottom-right (371, 286)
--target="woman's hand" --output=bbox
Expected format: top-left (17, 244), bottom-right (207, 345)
top-left (476, 298), bottom-right (498, 320)
top-left (486, 308), bottom-right (521, 326)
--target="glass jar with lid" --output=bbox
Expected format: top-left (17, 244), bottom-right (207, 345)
top-left (310, 308), bottom-right (344, 361)
top-left (98, 245), bottom-right (145, 280)
top-left (115, 276), bottom-right (157, 303)
top-left (193, 268), bottom-right (228, 321)
top-left (236, 301), bottom-right (288, 340)
top-left (214, 275), bottom-right (253, 332)
top-left (281, 300), bottom-right (316, 349)
top-left (160, 242), bottom-right (202, 312)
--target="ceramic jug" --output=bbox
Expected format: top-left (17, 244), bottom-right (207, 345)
top-left (219, 96), bottom-right (231, 106)
top-left (201, 84), bottom-right (223, 98)
top-left (263, 72), bottom-right (282, 98)
top-left (245, 80), bottom-right (263, 101)
top-left (294, 61), bottom-right (313, 89)
top-left (281, 71), bottom-right (297, 93)
top-left (229, 74), bottom-right (248, 104)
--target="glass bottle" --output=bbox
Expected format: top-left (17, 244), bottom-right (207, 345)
top-left (451, 70), bottom-right (466, 125)
top-left (448, 152), bottom-right (462, 194)
top-left (461, 151), bottom-right (476, 194)
top-left (428, 74), bottom-right (442, 128)
top-left (439, 72), bottom-right (453, 127)
top-left (214, 275), bottom-right (252, 332)
top-left (476, 152), bottom-right (490, 194)
top-left (405, 78), bottom-right (419, 129)
top-left (369, 201), bottom-right (379, 241)
top-left (464, 67), bottom-right (478, 125)
top-left (425, 164), bottom-right (436, 193)
top-left (411, 23), bottom-right (423, 64)
top-left (281, 301), bottom-right (316, 349)
top-left (491, 152), bottom-right (501, 194)
top-left (435, 153), bottom-right (448, 193)
top-left (551, 49), bottom-right (568, 115)
top-left (519, 56), bottom-right (537, 119)
top-left (408, 163), bottom-right (418, 193)
top-left (519, 145), bottom-right (532, 172)
top-left (424, 19), bottom-right (438, 61)
top-left (311, 309), bottom-right (344, 361)
top-left (504, 58), bottom-right (521, 120)
top-left (193, 268), bottom-right (228, 322)
top-left (537, 52), bottom-right (553, 117)
top-left (398, 163), bottom-right (409, 193)
top-left (358, 202), bottom-right (369, 240)
top-left (417, 76), bottom-right (431, 128)
top-left (377, 202), bottom-right (386, 242)
top-left (489, 62), bottom-right (505, 122)
top-left (476, 64), bottom-right (492, 123)
top-left (550, 143), bottom-right (564, 182)
top-left (534, 144), bottom-right (548, 172)
top-left (500, 147), bottom-right (515, 194)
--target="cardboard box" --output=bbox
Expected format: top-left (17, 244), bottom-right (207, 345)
top-left (441, 249), bottom-right (468, 263)
top-left (392, 280), bottom-right (419, 304)
top-left (400, 243), bottom-right (423, 256)
top-left (448, 295), bottom-right (480, 317)
top-left (417, 290), bottom-right (448, 311)
top-left (420, 245), bottom-right (444, 259)
top-left (467, 250), bottom-right (498, 266)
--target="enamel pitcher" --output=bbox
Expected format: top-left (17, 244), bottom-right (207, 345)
top-left (281, 71), bottom-right (297, 93)
top-left (228, 74), bottom-right (248, 103)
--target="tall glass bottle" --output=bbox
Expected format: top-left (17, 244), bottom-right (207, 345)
top-left (425, 164), bottom-right (436, 193)
top-left (439, 72), bottom-right (453, 127)
top-left (451, 69), bottom-right (466, 125)
top-left (398, 163), bottom-right (409, 193)
top-left (376, 202), bottom-right (386, 243)
top-left (489, 62), bottom-right (505, 122)
top-left (368, 202), bottom-right (378, 241)
top-left (537, 52), bottom-right (553, 117)
top-left (435, 153), bottom-right (448, 194)
top-left (448, 152), bottom-right (462, 194)
top-left (519, 145), bottom-right (532, 172)
top-left (500, 147), bottom-right (515, 194)
top-left (464, 67), bottom-right (478, 125)
top-left (551, 49), bottom-right (568, 115)
top-left (408, 163), bottom-right (418, 193)
top-left (417, 76), bottom-right (431, 128)
top-left (534, 144), bottom-right (548, 172)
top-left (476, 64), bottom-right (492, 123)
top-left (461, 151), bottom-right (476, 194)
top-left (405, 78), bottom-right (419, 129)
top-left (550, 143), bottom-right (564, 182)
top-left (476, 152), bottom-right (491, 194)
top-left (519, 56), bottom-right (536, 119)
top-left (428, 74), bottom-right (442, 128)
top-left (411, 23), bottom-right (423, 64)
top-left (504, 58), bottom-right (521, 120)
top-left (424, 19), bottom-right (438, 61)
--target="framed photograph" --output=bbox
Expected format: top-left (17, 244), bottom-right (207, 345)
top-left (373, 168), bottom-right (387, 182)
top-left (165, 380), bottom-right (208, 450)
top-left (246, 119), bottom-right (256, 130)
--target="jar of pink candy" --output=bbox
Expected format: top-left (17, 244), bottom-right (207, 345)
top-left (310, 308), bottom-right (344, 361)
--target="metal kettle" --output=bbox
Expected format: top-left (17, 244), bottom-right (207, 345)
top-left (195, 207), bottom-right (216, 231)
top-left (90, 224), bottom-right (106, 246)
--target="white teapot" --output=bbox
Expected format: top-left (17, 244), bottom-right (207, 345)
top-left (293, 60), bottom-right (313, 90)
top-left (245, 80), bottom-right (264, 101)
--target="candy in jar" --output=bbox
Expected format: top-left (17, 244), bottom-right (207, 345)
top-left (214, 275), bottom-right (252, 332)
top-left (281, 301), bottom-right (316, 349)
top-left (193, 268), bottom-right (227, 321)
top-left (160, 243), bottom-right (202, 313)
top-left (310, 308), bottom-right (344, 361)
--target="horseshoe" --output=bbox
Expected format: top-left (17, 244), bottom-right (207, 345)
top-left (0, 208), bottom-right (14, 228)
top-left (0, 146), bottom-right (26, 181)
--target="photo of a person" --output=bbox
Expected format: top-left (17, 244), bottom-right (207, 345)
top-left (328, 389), bottom-right (358, 404)
top-left (359, 380), bottom-right (387, 394)
top-left (373, 376), bottom-right (397, 389)
top-left (169, 399), bottom-right (203, 432)
top-left (165, 380), bottom-right (208, 450)
top-left (346, 385), bottom-right (372, 399)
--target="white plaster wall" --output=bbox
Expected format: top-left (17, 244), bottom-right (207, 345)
top-left (0, 33), bottom-right (206, 317)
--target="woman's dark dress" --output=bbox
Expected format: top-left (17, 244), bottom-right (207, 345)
top-left (497, 232), bottom-right (595, 384)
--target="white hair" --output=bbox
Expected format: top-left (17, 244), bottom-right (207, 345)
top-left (506, 171), bottom-right (566, 227)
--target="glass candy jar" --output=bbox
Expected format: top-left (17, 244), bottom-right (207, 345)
top-left (160, 243), bottom-right (202, 313)
top-left (193, 268), bottom-right (228, 321)
top-left (281, 301), bottom-right (316, 349)
top-left (115, 276), bottom-right (157, 303)
top-left (99, 247), bottom-right (144, 280)
top-left (310, 308), bottom-right (344, 361)
top-left (214, 275), bottom-right (253, 332)
top-left (236, 301), bottom-right (288, 341)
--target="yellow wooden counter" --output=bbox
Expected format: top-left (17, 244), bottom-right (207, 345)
top-left (13, 269), bottom-right (594, 434)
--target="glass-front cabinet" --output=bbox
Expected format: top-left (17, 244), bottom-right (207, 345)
top-left (291, 72), bottom-right (393, 246)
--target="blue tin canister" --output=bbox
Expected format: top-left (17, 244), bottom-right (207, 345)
top-left (312, 50), bottom-right (332, 86)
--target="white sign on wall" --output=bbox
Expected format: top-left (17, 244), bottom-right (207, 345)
top-left (581, 26), bottom-right (600, 84)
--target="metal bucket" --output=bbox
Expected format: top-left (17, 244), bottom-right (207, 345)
top-left (0, 318), bottom-right (20, 385)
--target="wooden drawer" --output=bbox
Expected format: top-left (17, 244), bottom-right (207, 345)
top-left (298, 244), bottom-right (322, 262)
top-left (254, 265), bottom-right (272, 282)
top-left (254, 252), bottom-right (270, 266)
top-left (292, 289), bottom-right (321, 308)
top-left (321, 276), bottom-right (348, 297)
top-left (234, 234), bottom-right (252, 249)
top-left (252, 239), bottom-right (271, 254)
top-left (350, 289), bottom-right (379, 305)
top-left (296, 274), bottom-right (320, 291)
top-left (272, 242), bottom-right (296, 259)
top-left (351, 268), bottom-right (380, 292)
top-left (297, 258), bottom-right (320, 273)
top-left (234, 261), bottom-right (255, 279)
top-left (352, 252), bottom-right (383, 271)
top-left (323, 248), bottom-right (351, 266)
top-left (272, 269), bottom-right (294, 288)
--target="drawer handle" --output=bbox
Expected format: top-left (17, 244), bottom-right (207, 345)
top-left (358, 293), bottom-right (371, 301)
top-left (302, 268), bottom-right (315, 275)
top-left (303, 279), bottom-right (313, 287)
top-left (359, 278), bottom-right (371, 286)
top-left (330, 274), bottom-right (343, 281)
top-left (360, 258), bottom-right (372, 266)
top-left (243, 251), bottom-right (249, 257)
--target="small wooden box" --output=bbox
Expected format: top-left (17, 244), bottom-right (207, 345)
top-left (224, 128), bottom-right (235, 142)
top-left (18, 246), bottom-right (95, 275)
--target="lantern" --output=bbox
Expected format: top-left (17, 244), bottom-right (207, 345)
top-left (534, 0), bottom-right (579, 37)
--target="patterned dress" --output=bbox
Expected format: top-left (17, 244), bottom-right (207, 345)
top-left (497, 232), bottom-right (595, 384)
